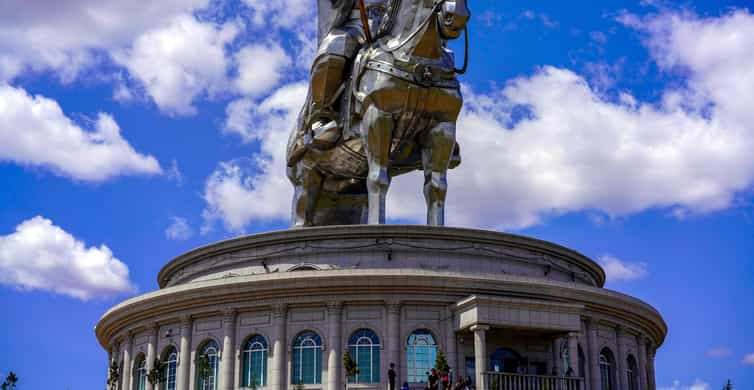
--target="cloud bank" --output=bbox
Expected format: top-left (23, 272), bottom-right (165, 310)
top-left (0, 216), bottom-right (136, 300)
top-left (0, 84), bottom-right (161, 181)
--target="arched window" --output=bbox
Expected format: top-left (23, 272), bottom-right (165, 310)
top-left (407, 330), bottom-right (437, 384)
top-left (289, 265), bottom-right (319, 272)
top-left (161, 346), bottom-right (178, 390)
top-left (133, 355), bottom-right (147, 390)
top-left (348, 329), bottom-right (381, 383)
top-left (242, 335), bottom-right (268, 388)
top-left (627, 355), bottom-right (639, 390)
top-left (196, 340), bottom-right (219, 390)
top-left (599, 348), bottom-right (615, 390)
top-left (292, 331), bottom-right (323, 385)
top-left (160, 346), bottom-right (178, 390)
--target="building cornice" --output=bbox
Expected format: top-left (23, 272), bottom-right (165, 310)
top-left (97, 269), bottom-right (664, 350)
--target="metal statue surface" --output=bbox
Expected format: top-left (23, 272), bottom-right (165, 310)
top-left (287, 0), bottom-right (471, 227)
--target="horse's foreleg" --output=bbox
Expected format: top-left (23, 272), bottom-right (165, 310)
top-left (422, 121), bottom-right (456, 226)
top-left (290, 164), bottom-right (323, 228)
top-left (362, 104), bottom-right (394, 224)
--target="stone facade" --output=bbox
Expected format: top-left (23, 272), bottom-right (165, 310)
top-left (97, 226), bottom-right (666, 390)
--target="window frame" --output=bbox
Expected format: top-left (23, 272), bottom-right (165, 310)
top-left (134, 355), bottom-right (147, 390)
top-left (242, 335), bottom-right (269, 388)
top-left (406, 329), bottom-right (438, 384)
top-left (292, 331), bottom-right (323, 385)
top-left (348, 329), bottom-right (381, 384)
top-left (161, 346), bottom-right (178, 390)
top-left (599, 348), bottom-right (615, 390)
top-left (197, 340), bottom-right (220, 390)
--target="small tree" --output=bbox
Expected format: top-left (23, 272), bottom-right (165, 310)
top-left (1, 372), bottom-right (18, 390)
top-left (197, 353), bottom-right (212, 387)
top-left (107, 361), bottom-right (121, 390)
top-left (147, 358), bottom-right (165, 386)
top-left (434, 350), bottom-right (450, 376)
top-left (723, 380), bottom-right (734, 390)
top-left (343, 350), bottom-right (360, 387)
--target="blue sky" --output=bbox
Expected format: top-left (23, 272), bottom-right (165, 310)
top-left (0, 0), bottom-right (753, 389)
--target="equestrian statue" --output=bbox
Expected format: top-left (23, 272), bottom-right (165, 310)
top-left (287, 0), bottom-right (471, 226)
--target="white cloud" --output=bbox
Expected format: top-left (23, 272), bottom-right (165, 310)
top-left (0, 84), bottom-right (161, 181)
top-left (620, 9), bottom-right (754, 132)
top-left (0, 0), bottom-right (209, 82)
top-left (205, 8), bottom-right (754, 233)
top-left (706, 346), bottom-right (732, 358)
top-left (241, 0), bottom-right (314, 29)
top-left (234, 42), bottom-right (292, 97)
top-left (387, 64), bottom-right (754, 229)
top-left (165, 217), bottom-right (193, 241)
top-left (166, 159), bottom-right (184, 187)
top-left (0, 216), bottom-right (136, 300)
top-left (113, 15), bottom-right (240, 115)
top-left (204, 83), bottom-right (307, 232)
top-left (598, 255), bottom-right (649, 282)
top-left (659, 379), bottom-right (711, 390)
top-left (743, 353), bottom-right (754, 366)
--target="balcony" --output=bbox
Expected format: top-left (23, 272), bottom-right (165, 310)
top-left (483, 372), bottom-right (584, 390)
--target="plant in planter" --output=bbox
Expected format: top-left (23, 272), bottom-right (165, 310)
top-left (147, 358), bottom-right (165, 387)
top-left (343, 350), bottom-right (360, 388)
top-left (107, 361), bottom-right (121, 390)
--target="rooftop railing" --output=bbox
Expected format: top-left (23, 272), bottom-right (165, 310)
top-left (483, 372), bottom-right (584, 390)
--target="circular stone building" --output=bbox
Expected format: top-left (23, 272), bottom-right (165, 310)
top-left (96, 226), bottom-right (666, 390)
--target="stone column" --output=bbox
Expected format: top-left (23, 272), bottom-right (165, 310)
top-left (470, 325), bottom-right (489, 390)
top-left (220, 310), bottom-right (237, 390)
top-left (121, 334), bottom-right (133, 390)
top-left (615, 327), bottom-right (627, 390)
top-left (648, 346), bottom-right (656, 390)
top-left (387, 301), bottom-right (402, 385)
top-left (551, 337), bottom-right (561, 376)
top-left (636, 337), bottom-right (647, 390)
top-left (586, 318), bottom-right (600, 390)
top-left (456, 335), bottom-right (465, 381)
top-left (146, 323), bottom-right (159, 390)
top-left (327, 302), bottom-right (343, 390)
top-left (567, 333), bottom-right (579, 377)
top-left (178, 317), bottom-right (193, 390)
top-left (270, 304), bottom-right (288, 390)
top-left (445, 308), bottom-right (457, 381)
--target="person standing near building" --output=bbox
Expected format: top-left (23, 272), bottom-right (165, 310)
top-left (388, 363), bottom-right (397, 390)
top-left (428, 369), bottom-right (439, 390)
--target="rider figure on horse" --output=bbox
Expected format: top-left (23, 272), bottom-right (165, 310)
top-left (289, 0), bottom-right (390, 164)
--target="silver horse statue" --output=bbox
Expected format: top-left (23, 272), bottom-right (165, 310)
top-left (287, 0), bottom-right (471, 227)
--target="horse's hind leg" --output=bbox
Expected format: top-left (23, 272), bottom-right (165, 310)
top-left (289, 164), bottom-right (323, 227)
top-left (362, 104), bottom-right (394, 224)
top-left (422, 121), bottom-right (456, 226)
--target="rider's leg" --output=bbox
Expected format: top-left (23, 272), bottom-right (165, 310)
top-left (362, 104), bottom-right (394, 225)
top-left (309, 24), bottom-right (365, 130)
top-left (422, 121), bottom-right (456, 226)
